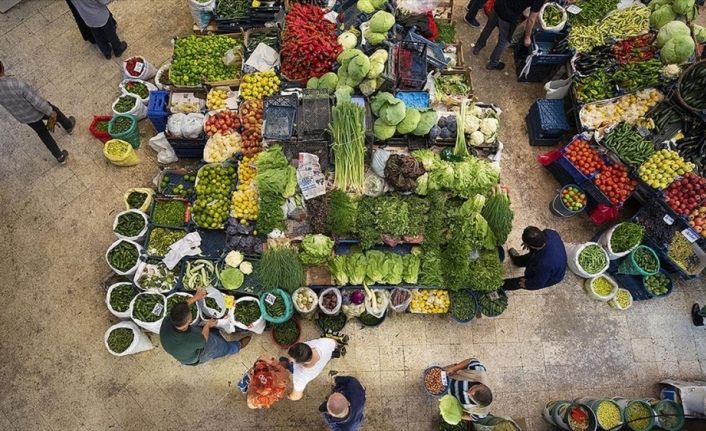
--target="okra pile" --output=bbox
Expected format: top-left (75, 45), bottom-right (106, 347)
top-left (110, 283), bottom-right (136, 312)
top-left (107, 327), bottom-right (134, 353)
top-left (114, 212), bottom-right (145, 237)
top-left (108, 241), bottom-right (139, 271)
top-left (132, 293), bottom-right (165, 322)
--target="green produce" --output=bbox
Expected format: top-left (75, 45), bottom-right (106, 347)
top-left (434, 74), bottom-right (471, 98)
top-left (109, 284), bottom-right (136, 312)
top-left (104, 136), bottom-right (132, 157)
top-left (369, 10), bottom-right (395, 33)
top-left (259, 245), bottom-right (305, 293)
top-left (602, 123), bottom-right (655, 168)
top-left (127, 191), bottom-right (147, 209)
top-left (299, 234), bottom-right (334, 265)
top-left (329, 255), bottom-right (349, 285)
top-left (481, 188), bottom-right (513, 246)
top-left (234, 300), bottom-right (261, 325)
top-left (337, 32), bottom-right (357, 50)
top-left (650, 4), bottom-right (675, 29)
top-left (193, 164), bottom-right (237, 229)
top-left (152, 199), bottom-right (187, 226)
top-left (331, 102), bottom-right (366, 192)
top-left (132, 293), bottom-right (165, 322)
top-left (396, 108), bottom-right (421, 135)
top-left (679, 62), bottom-right (706, 109)
top-left (346, 253), bottom-right (367, 285)
top-left (591, 276), bottom-right (615, 297)
top-left (171, 35), bottom-right (241, 86)
top-left (318, 312), bottom-right (347, 332)
top-left (644, 272), bottom-right (670, 295)
top-left (694, 24), bottom-right (706, 43)
top-left (449, 291), bottom-right (476, 321)
top-left (657, 20), bottom-right (691, 47)
top-left (402, 253), bottom-right (421, 284)
top-left (625, 401), bottom-right (652, 431)
top-left (273, 320), bottom-right (300, 346)
top-left (354, 195), bottom-right (409, 248)
top-left (543, 4), bottom-right (564, 27)
top-left (107, 241), bottom-right (139, 271)
top-left (183, 259), bottom-right (217, 290)
top-left (569, 0), bottom-right (618, 26)
top-left (147, 228), bottom-right (186, 256)
top-left (610, 222), bottom-right (645, 253)
top-left (578, 244), bottom-right (608, 275)
top-left (110, 116), bottom-right (133, 134)
top-left (672, 0), bottom-right (695, 15)
top-left (467, 250), bottom-right (504, 293)
top-left (412, 109), bottom-right (439, 136)
top-left (136, 262), bottom-right (178, 291)
top-left (95, 120), bottom-right (109, 132)
top-left (114, 212), bottom-right (145, 237)
top-left (633, 247), bottom-right (659, 273)
top-left (205, 297), bottom-right (222, 315)
top-left (425, 155), bottom-right (500, 198)
top-left (123, 81), bottom-right (148, 99)
top-left (107, 327), bottom-right (134, 353)
top-left (364, 250), bottom-right (388, 284)
top-left (478, 289), bottom-right (508, 317)
top-left (327, 190), bottom-right (358, 236)
top-left (422, 191), bottom-right (449, 247)
top-left (661, 35), bottom-right (695, 64)
top-left (358, 310), bottom-right (384, 325)
top-left (614, 58), bottom-right (662, 92)
top-left (264, 295), bottom-right (285, 318)
top-left (219, 267), bottom-right (245, 290)
top-left (570, 5), bottom-right (650, 52)
top-left (435, 21), bottom-right (456, 44)
top-left (114, 95), bottom-right (136, 113)
top-left (420, 247), bottom-right (444, 286)
top-left (371, 92), bottom-right (406, 126)
top-left (166, 294), bottom-right (197, 319)
top-left (443, 240), bottom-right (471, 291)
top-left (256, 193), bottom-right (286, 235)
top-left (216, 0), bottom-right (247, 19)
top-left (569, 24), bottom-right (606, 52)
top-left (381, 252), bottom-right (404, 285)
top-left (575, 69), bottom-right (614, 103)
top-left (595, 400), bottom-right (622, 431)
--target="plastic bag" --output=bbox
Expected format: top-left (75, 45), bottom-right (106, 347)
top-left (371, 148), bottom-right (391, 177)
top-left (234, 297), bottom-right (266, 334)
top-left (104, 321), bottom-right (154, 357)
top-left (389, 288), bottom-right (413, 313)
top-left (364, 288), bottom-right (389, 318)
top-left (397, 0), bottom-right (437, 13)
top-left (565, 242), bottom-right (609, 278)
top-left (112, 95), bottom-right (147, 120)
top-left (148, 132), bottom-right (178, 164)
top-left (104, 139), bottom-right (140, 166)
top-left (222, 46), bottom-right (244, 67)
top-left (537, 148), bottom-right (562, 166)
top-left (189, 0), bottom-right (215, 30)
top-left (538, 3), bottom-right (568, 32)
top-left (129, 292), bottom-right (167, 334)
top-left (545, 78), bottom-right (572, 99)
top-left (112, 209), bottom-right (149, 241)
top-left (590, 203), bottom-right (620, 225)
top-left (123, 187), bottom-right (154, 212)
top-left (198, 287), bottom-right (227, 319)
top-left (154, 63), bottom-right (171, 90)
top-left (122, 56), bottom-right (157, 80)
top-left (119, 79), bottom-right (157, 105)
top-left (182, 113), bottom-right (205, 138)
top-left (319, 287), bottom-right (342, 315)
top-left (105, 282), bottom-right (135, 319)
top-left (167, 113), bottom-right (187, 138)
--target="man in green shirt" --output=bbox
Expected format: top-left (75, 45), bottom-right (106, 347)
top-left (160, 288), bottom-right (251, 365)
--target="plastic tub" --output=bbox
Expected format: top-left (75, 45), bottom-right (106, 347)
top-left (618, 245), bottom-right (660, 276)
top-left (109, 114), bottom-right (140, 149)
top-left (550, 184), bottom-right (585, 217)
top-left (422, 366), bottom-right (448, 398)
top-left (270, 318), bottom-right (302, 349)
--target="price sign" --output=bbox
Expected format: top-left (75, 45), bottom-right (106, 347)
top-left (566, 5), bottom-right (581, 14)
top-left (440, 371), bottom-right (448, 386)
top-left (488, 291), bottom-right (501, 301)
top-left (663, 214), bottom-right (675, 225)
top-left (265, 293), bottom-right (277, 305)
top-left (134, 62), bottom-right (144, 73)
top-left (682, 228), bottom-right (700, 243)
top-left (151, 303), bottom-right (164, 316)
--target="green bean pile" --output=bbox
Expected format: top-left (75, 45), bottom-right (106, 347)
top-left (127, 191), bottom-right (147, 209)
top-left (265, 295), bottom-right (285, 318)
top-left (109, 284), bottom-right (136, 312)
top-left (132, 293), bottom-right (165, 322)
top-left (152, 200), bottom-right (187, 226)
top-left (578, 244), bottom-right (608, 274)
top-left (114, 212), bottom-right (145, 237)
top-left (107, 328), bottom-right (134, 353)
top-left (234, 301), bottom-right (261, 325)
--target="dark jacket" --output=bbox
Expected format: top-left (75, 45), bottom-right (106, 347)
top-left (524, 229), bottom-right (567, 290)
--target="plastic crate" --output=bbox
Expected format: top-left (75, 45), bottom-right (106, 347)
top-left (196, 228), bottom-right (227, 258)
top-left (395, 91), bottom-right (430, 109)
top-left (285, 138), bottom-right (331, 170)
top-left (265, 93), bottom-right (298, 110)
top-left (531, 29), bottom-right (574, 65)
top-left (147, 90), bottom-right (170, 133)
top-left (403, 28), bottom-right (449, 69)
top-left (527, 99), bottom-right (570, 138)
top-left (526, 114), bottom-right (562, 147)
top-left (514, 46), bottom-right (561, 83)
top-left (299, 89), bottom-right (331, 137)
top-left (396, 41), bottom-right (427, 90)
top-left (171, 140), bottom-right (206, 159)
top-left (263, 105), bottom-right (296, 140)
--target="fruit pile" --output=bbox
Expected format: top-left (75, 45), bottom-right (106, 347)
top-left (231, 155), bottom-right (259, 224)
top-left (594, 163), bottom-right (637, 205)
top-left (240, 99), bottom-right (264, 157)
top-left (409, 289), bottom-right (449, 314)
top-left (580, 88), bottom-right (663, 130)
top-left (688, 207), bottom-right (706, 237)
top-left (240, 71), bottom-right (280, 101)
top-left (664, 173), bottom-right (706, 216)
top-left (192, 165), bottom-right (237, 229)
top-left (206, 88), bottom-right (231, 110)
top-left (171, 35), bottom-right (241, 86)
top-left (565, 138), bottom-right (606, 175)
top-left (204, 132), bottom-right (242, 163)
top-left (205, 110), bottom-right (241, 137)
top-left (638, 149), bottom-right (695, 190)
top-left (560, 186), bottom-right (587, 212)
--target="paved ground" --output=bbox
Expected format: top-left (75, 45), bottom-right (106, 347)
top-left (1, 1), bottom-right (705, 430)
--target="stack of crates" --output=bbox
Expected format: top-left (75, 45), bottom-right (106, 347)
top-left (525, 99), bottom-right (570, 146)
top-left (147, 90), bottom-right (169, 133)
top-left (515, 29), bottom-right (573, 83)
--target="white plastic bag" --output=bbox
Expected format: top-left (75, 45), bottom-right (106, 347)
top-left (545, 78), bottom-right (572, 100)
top-left (566, 242), bottom-right (609, 279)
top-left (319, 287), bottom-right (342, 315)
top-left (292, 287), bottom-right (318, 319)
top-left (122, 56), bottom-right (157, 80)
top-left (167, 113), bottom-right (186, 138)
top-left (105, 239), bottom-right (142, 276)
top-left (538, 3), bottom-right (568, 32)
top-left (388, 288), bottom-right (413, 313)
top-left (371, 148), bottom-right (391, 178)
top-left (166, 292), bottom-right (202, 326)
top-left (583, 275), bottom-right (619, 302)
top-left (197, 287), bottom-right (227, 319)
top-left (148, 133), bottom-right (178, 164)
top-left (104, 321), bottom-right (154, 356)
top-left (112, 209), bottom-right (149, 241)
top-left (105, 282), bottom-right (136, 319)
top-left (189, 0), bottom-right (215, 31)
top-left (364, 288), bottom-right (389, 318)
top-left (119, 79), bottom-right (158, 105)
top-left (598, 223), bottom-right (638, 260)
top-left (154, 63), bottom-right (171, 90)
top-left (233, 296), bottom-right (266, 334)
top-left (112, 95), bottom-right (147, 120)
top-left (182, 113), bottom-right (205, 138)
top-left (133, 261), bottom-right (179, 293)
top-left (129, 292), bottom-right (167, 334)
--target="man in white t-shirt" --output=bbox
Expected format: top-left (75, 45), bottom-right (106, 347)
top-left (287, 338), bottom-right (338, 401)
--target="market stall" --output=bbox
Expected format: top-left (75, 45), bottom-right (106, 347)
top-left (99, 0), bottom-right (519, 365)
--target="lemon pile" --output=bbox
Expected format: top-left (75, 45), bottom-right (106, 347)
top-left (231, 156), bottom-right (258, 224)
top-left (206, 88), bottom-right (230, 110)
top-left (240, 71), bottom-right (280, 101)
top-left (410, 289), bottom-right (450, 314)
top-left (638, 149), bottom-right (695, 190)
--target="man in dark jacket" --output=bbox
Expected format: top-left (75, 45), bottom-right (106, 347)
top-left (70, 0), bottom-right (127, 59)
top-left (320, 375), bottom-right (366, 431)
top-left (503, 226), bottom-right (567, 291)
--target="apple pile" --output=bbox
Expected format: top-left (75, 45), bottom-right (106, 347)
top-left (664, 172), bottom-right (706, 216)
top-left (205, 110), bottom-right (241, 137)
top-left (240, 99), bottom-right (263, 157)
top-left (688, 207), bottom-right (706, 236)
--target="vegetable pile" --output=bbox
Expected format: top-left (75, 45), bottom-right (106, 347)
top-left (449, 291), bottom-right (476, 321)
top-left (124, 57), bottom-right (147, 77)
top-left (679, 62), bottom-right (706, 110)
top-left (463, 104), bottom-right (499, 147)
top-left (594, 163), bottom-right (636, 205)
top-left (613, 58), bottom-right (662, 93)
top-left (107, 327), bottom-right (134, 353)
top-left (231, 156), bottom-right (258, 224)
top-left (183, 259), bottom-right (217, 290)
top-left (331, 102), bottom-right (366, 192)
top-left (644, 272), bottom-right (670, 296)
top-left (193, 164), bottom-right (236, 228)
top-left (114, 95), bottom-right (137, 113)
top-left (668, 233), bottom-right (701, 274)
top-left (110, 116), bottom-right (133, 135)
top-left (580, 88), bottom-right (663, 130)
top-left (385, 154), bottom-right (425, 192)
top-left (114, 212), bottom-right (145, 237)
top-left (171, 35), bottom-right (241, 86)
top-left (255, 146), bottom-right (296, 235)
top-left (132, 293), bottom-right (166, 322)
top-left (613, 34), bottom-right (656, 64)
top-left (602, 123), bottom-right (655, 168)
top-left (410, 289), bottom-right (449, 313)
top-left (569, 5), bottom-right (650, 52)
top-left (578, 244), bottom-right (608, 275)
top-left (542, 3), bottom-right (563, 27)
top-left (240, 70), bottom-right (280, 101)
top-left (560, 186), bottom-right (586, 212)
top-left (280, 4), bottom-right (341, 82)
top-left (664, 172), bottom-right (706, 216)
top-left (656, 21), bottom-right (695, 65)
top-left (318, 312), bottom-right (346, 332)
top-left (216, 0), bottom-right (247, 19)
top-left (478, 289), bottom-right (508, 317)
top-left (299, 234), bottom-right (334, 265)
top-left (147, 227), bottom-right (186, 256)
top-left (123, 81), bottom-right (149, 99)
top-left (610, 222), bottom-right (644, 253)
top-left (595, 400), bottom-right (622, 431)
top-left (259, 244), bottom-right (305, 293)
top-left (371, 92), bottom-right (436, 141)
top-left (590, 276), bottom-right (615, 297)
top-left (273, 320), bottom-right (299, 346)
top-left (204, 297), bottom-right (222, 316)
top-left (466, 250), bottom-right (504, 293)
top-left (481, 188), bottom-right (513, 246)
top-left (423, 367), bottom-right (446, 395)
top-left (152, 199), bottom-right (187, 227)
top-left (127, 191), bottom-right (147, 209)
top-left (565, 138), bottom-right (606, 175)
top-left (633, 247), bottom-right (659, 273)
top-left (109, 283), bottom-right (136, 312)
top-left (575, 69), bottom-right (614, 103)
top-left (625, 402), bottom-right (652, 431)
top-left (611, 288), bottom-right (632, 309)
top-left (234, 300), bottom-right (261, 325)
top-left (240, 99), bottom-right (264, 157)
top-left (567, 405), bottom-right (590, 431)
top-left (107, 241), bottom-right (139, 272)
top-left (435, 21), bottom-right (456, 44)
top-left (136, 261), bottom-right (179, 291)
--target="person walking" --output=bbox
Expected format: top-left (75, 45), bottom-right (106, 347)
top-left (442, 358), bottom-right (493, 421)
top-left (503, 226), bottom-right (567, 291)
top-left (473, 0), bottom-right (545, 70)
top-left (287, 338), bottom-right (339, 400)
top-left (159, 288), bottom-right (251, 366)
top-left (464, 0), bottom-right (486, 27)
top-left (70, 0), bottom-right (127, 59)
top-left (319, 375), bottom-right (366, 431)
top-left (0, 61), bottom-right (74, 164)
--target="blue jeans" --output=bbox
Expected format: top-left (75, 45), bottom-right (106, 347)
top-left (193, 331), bottom-right (241, 365)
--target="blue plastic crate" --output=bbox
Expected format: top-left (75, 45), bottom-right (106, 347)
top-left (528, 99), bottom-right (569, 138)
top-left (531, 29), bottom-right (574, 65)
top-left (147, 90), bottom-right (169, 133)
top-left (549, 154), bottom-right (591, 184)
top-left (395, 91), bottom-right (430, 109)
top-left (526, 114), bottom-right (562, 147)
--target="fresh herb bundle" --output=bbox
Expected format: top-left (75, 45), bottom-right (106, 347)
top-left (259, 245), bottom-right (305, 293)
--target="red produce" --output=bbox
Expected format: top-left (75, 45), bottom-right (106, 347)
top-left (565, 138), bottom-right (606, 176)
top-left (688, 206), bottom-right (706, 236)
top-left (240, 99), bottom-right (263, 157)
top-left (125, 56), bottom-right (146, 77)
top-left (664, 172), bottom-right (706, 216)
top-left (594, 163), bottom-right (636, 205)
top-left (205, 110), bottom-right (241, 137)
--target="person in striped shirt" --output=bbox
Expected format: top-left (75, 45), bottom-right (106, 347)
top-left (442, 358), bottom-right (493, 421)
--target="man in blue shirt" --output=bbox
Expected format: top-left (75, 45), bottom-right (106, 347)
top-left (503, 226), bottom-right (567, 291)
top-left (319, 375), bottom-right (366, 431)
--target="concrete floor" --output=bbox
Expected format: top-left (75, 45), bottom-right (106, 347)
top-left (0, 1), bottom-right (705, 430)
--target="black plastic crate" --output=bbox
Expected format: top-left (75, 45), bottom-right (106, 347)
top-left (396, 41), bottom-right (427, 90)
top-left (196, 228), bottom-right (227, 258)
top-left (263, 105), bottom-right (296, 140)
top-left (171, 140), bottom-right (206, 159)
top-left (531, 29), bottom-right (574, 65)
top-left (526, 114), bottom-right (562, 147)
top-left (299, 90), bottom-right (331, 137)
top-left (285, 138), bottom-right (332, 170)
top-left (514, 46), bottom-right (561, 83)
top-left (527, 99), bottom-right (570, 138)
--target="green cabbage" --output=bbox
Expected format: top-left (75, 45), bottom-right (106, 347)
top-left (346, 253), bottom-right (367, 285)
top-left (650, 5), bottom-right (675, 29)
top-left (396, 108), bottom-right (421, 134)
top-left (661, 34), bottom-right (695, 64)
top-left (371, 92), bottom-right (395, 116)
top-left (367, 59), bottom-right (385, 79)
top-left (359, 78), bottom-right (380, 96)
top-left (307, 77), bottom-right (319, 89)
top-left (374, 118), bottom-right (396, 140)
top-left (369, 10), bottom-right (395, 33)
top-left (657, 20), bottom-right (690, 47)
top-left (365, 250), bottom-right (387, 284)
top-left (370, 0), bottom-right (386, 8)
top-left (440, 395), bottom-right (463, 425)
top-left (337, 32), bottom-right (357, 50)
top-left (329, 255), bottom-right (349, 285)
top-left (364, 28), bottom-right (387, 45)
top-left (412, 109), bottom-right (439, 136)
top-left (300, 234), bottom-right (334, 265)
top-left (694, 24), bottom-right (706, 43)
top-left (369, 49), bottom-right (388, 64)
top-left (219, 267), bottom-right (244, 290)
top-left (357, 0), bottom-right (375, 13)
top-left (335, 85), bottom-right (354, 104)
top-left (348, 53), bottom-right (371, 81)
top-left (402, 254), bottom-right (420, 284)
top-left (649, 0), bottom-right (672, 11)
top-left (338, 48), bottom-right (364, 64)
top-left (672, 0), bottom-right (694, 15)
top-left (318, 72), bottom-right (338, 94)
top-left (379, 99), bottom-right (406, 125)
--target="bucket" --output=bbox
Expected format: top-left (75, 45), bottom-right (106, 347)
top-left (550, 184), bottom-right (585, 217)
top-left (259, 289), bottom-right (294, 324)
top-left (563, 402), bottom-right (598, 431)
top-left (543, 400), bottom-right (571, 429)
top-left (109, 114), bottom-right (140, 149)
top-left (449, 290), bottom-right (478, 323)
top-left (618, 245), bottom-right (660, 276)
top-left (104, 321), bottom-right (154, 357)
top-left (270, 318), bottom-right (302, 349)
top-left (649, 399), bottom-right (684, 431)
top-left (616, 399), bottom-right (656, 431)
top-left (581, 398), bottom-right (624, 431)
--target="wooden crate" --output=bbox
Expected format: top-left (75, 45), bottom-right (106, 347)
top-left (436, 67), bottom-right (474, 101)
top-left (434, 0), bottom-right (455, 23)
top-left (174, 33), bottom-right (245, 87)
